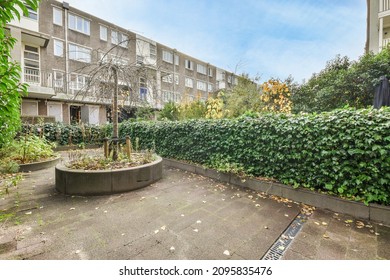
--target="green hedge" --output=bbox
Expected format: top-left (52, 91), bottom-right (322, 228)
top-left (119, 108), bottom-right (390, 205)
top-left (22, 123), bottom-right (108, 145)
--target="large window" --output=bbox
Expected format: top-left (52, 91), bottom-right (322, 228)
top-left (53, 71), bottom-right (64, 90)
top-left (54, 39), bottom-right (63, 57)
top-left (69, 43), bottom-right (91, 63)
top-left (162, 73), bottom-right (179, 85)
top-left (68, 13), bottom-right (90, 35)
top-left (197, 64), bottom-right (207, 75)
top-left (100, 25), bottom-right (107, 41)
top-left (70, 73), bottom-right (89, 90)
top-left (111, 30), bottom-right (128, 48)
top-left (24, 45), bottom-right (40, 84)
top-left (163, 50), bottom-right (173, 63)
top-left (53, 7), bottom-right (62, 26)
top-left (139, 78), bottom-right (148, 101)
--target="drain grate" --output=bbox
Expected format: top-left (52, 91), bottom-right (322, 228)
top-left (261, 213), bottom-right (308, 260)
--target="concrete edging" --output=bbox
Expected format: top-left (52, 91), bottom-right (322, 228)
top-left (55, 156), bottom-right (163, 195)
top-left (163, 158), bottom-right (390, 225)
top-left (18, 156), bottom-right (62, 172)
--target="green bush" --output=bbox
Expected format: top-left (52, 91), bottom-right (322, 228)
top-left (119, 108), bottom-right (390, 205)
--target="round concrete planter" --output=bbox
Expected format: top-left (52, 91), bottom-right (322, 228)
top-left (55, 156), bottom-right (163, 195)
top-left (19, 156), bottom-right (62, 172)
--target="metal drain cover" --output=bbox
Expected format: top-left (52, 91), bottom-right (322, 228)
top-left (262, 214), bottom-right (308, 260)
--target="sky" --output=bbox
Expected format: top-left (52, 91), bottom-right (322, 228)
top-left (64, 0), bottom-right (367, 83)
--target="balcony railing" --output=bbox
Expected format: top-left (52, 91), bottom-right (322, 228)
top-left (380, 0), bottom-right (390, 12)
top-left (384, 38), bottom-right (390, 48)
top-left (23, 69), bottom-right (65, 92)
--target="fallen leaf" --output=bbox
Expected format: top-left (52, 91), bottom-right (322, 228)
top-left (264, 226), bottom-right (268, 229)
top-left (170, 246), bottom-right (175, 252)
top-left (121, 233), bottom-right (125, 236)
top-left (223, 250), bottom-right (230, 256)
top-left (323, 234), bottom-right (330, 239)
top-left (196, 220), bottom-right (202, 224)
top-left (193, 229), bottom-right (198, 232)
top-left (345, 219), bottom-right (353, 224)
top-left (180, 214), bottom-right (185, 217)
top-left (95, 207), bottom-right (99, 210)
top-left (154, 230), bottom-right (159, 234)
top-left (314, 222), bottom-right (320, 226)
top-left (161, 225), bottom-right (166, 230)
top-left (140, 197), bottom-right (145, 201)
top-left (255, 204), bottom-right (260, 207)
top-left (287, 205), bottom-right (292, 208)
top-left (248, 195), bottom-right (253, 199)
top-left (104, 210), bottom-right (108, 213)
top-left (278, 246), bottom-right (285, 251)
top-left (75, 250), bottom-right (81, 254)
top-left (202, 201), bottom-right (207, 204)
top-left (25, 211), bottom-right (32, 215)
top-left (284, 214), bottom-right (289, 217)
top-left (321, 222), bottom-right (328, 226)
top-left (375, 232), bottom-right (380, 236)
top-left (69, 207), bottom-right (75, 211)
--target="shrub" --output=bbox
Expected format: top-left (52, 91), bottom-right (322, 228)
top-left (119, 108), bottom-right (390, 205)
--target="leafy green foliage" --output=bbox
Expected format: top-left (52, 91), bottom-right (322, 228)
top-left (0, 0), bottom-right (40, 147)
top-left (291, 49), bottom-right (390, 113)
top-left (119, 108), bottom-right (390, 205)
top-left (158, 102), bottom-right (180, 121)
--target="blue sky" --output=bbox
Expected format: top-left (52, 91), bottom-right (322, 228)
top-left (64, 0), bottom-right (367, 83)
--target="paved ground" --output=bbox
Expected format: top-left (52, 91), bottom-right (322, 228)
top-left (0, 163), bottom-right (389, 260)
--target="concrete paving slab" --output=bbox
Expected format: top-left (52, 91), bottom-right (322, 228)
top-left (0, 161), bottom-right (389, 260)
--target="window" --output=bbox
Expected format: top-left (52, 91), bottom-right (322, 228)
top-left (227, 75), bottom-right (232, 83)
top-left (163, 50), bottom-right (173, 63)
top-left (53, 71), bottom-right (64, 90)
top-left (197, 64), bottom-right (207, 75)
top-left (185, 77), bottom-right (193, 88)
top-left (185, 59), bottom-right (193, 70)
top-left (162, 91), bottom-right (181, 103)
top-left (100, 25), bottom-right (107, 41)
top-left (70, 73), bottom-right (88, 90)
top-left (197, 81), bottom-right (206, 91)
top-left (208, 67), bottom-right (213, 77)
top-left (69, 43), bottom-right (91, 63)
top-left (162, 73), bottom-right (179, 85)
top-left (139, 78), bottom-right (147, 101)
top-left (150, 44), bottom-right (156, 59)
top-left (208, 83), bottom-right (213, 92)
top-left (24, 5), bottom-right (38, 20)
top-left (99, 52), bottom-right (128, 66)
top-left (68, 13), bottom-right (90, 35)
top-left (24, 45), bottom-right (40, 84)
top-left (53, 7), bottom-right (62, 26)
top-left (54, 40), bottom-right (63, 57)
top-left (111, 30), bottom-right (128, 48)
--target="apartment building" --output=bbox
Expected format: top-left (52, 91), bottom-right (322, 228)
top-left (6, 0), bottom-right (238, 125)
top-left (366, 0), bottom-right (390, 53)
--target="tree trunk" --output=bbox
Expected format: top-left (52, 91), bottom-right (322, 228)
top-left (112, 66), bottom-right (119, 161)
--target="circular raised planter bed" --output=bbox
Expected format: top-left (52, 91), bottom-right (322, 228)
top-left (19, 156), bottom-right (62, 172)
top-left (55, 156), bottom-right (163, 195)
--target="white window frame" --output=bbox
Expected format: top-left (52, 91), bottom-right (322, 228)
top-left (53, 39), bottom-right (64, 57)
top-left (53, 70), bottom-right (64, 89)
top-left (174, 54), bottom-right (179, 66)
top-left (185, 59), bottom-right (193, 70)
top-left (70, 73), bottom-right (89, 90)
top-left (100, 25), bottom-right (107, 41)
top-left (197, 64), bottom-right (207, 75)
top-left (53, 7), bottom-right (62, 26)
top-left (24, 4), bottom-right (38, 20)
top-left (208, 67), bottom-right (213, 77)
top-left (150, 44), bottom-right (157, 59)
top-left (208, 83), bottom-right (213, 92)
top-left (69, 43), bottom-right (91, 63)
top-left (68, 13), bottom-right (90, 35)
top-left (197, 81), bottom-right (206, 91)
top-left (163, 50), bottom-right (173, 64)
top-left (111, 30), bottom-right (128, 48)
top-left (185, 77), bottom-right (193, 88)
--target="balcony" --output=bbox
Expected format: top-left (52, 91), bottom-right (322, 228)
top-left (23, 69), bottom-right (56, 98)
top-left (380, 0), bottom-right (390, 12)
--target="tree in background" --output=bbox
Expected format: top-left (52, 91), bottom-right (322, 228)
top-left (0, 0), bottom-right (40, 147)
top-left (291, 48), bottom-right (390, 113)
top-left (260, 78), bottom-right (292, 113)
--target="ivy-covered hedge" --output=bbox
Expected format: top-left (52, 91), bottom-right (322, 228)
top-left (22, 123), bottom-right (108, 145)
top-left (120, 108), bottom-right (390, 205)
